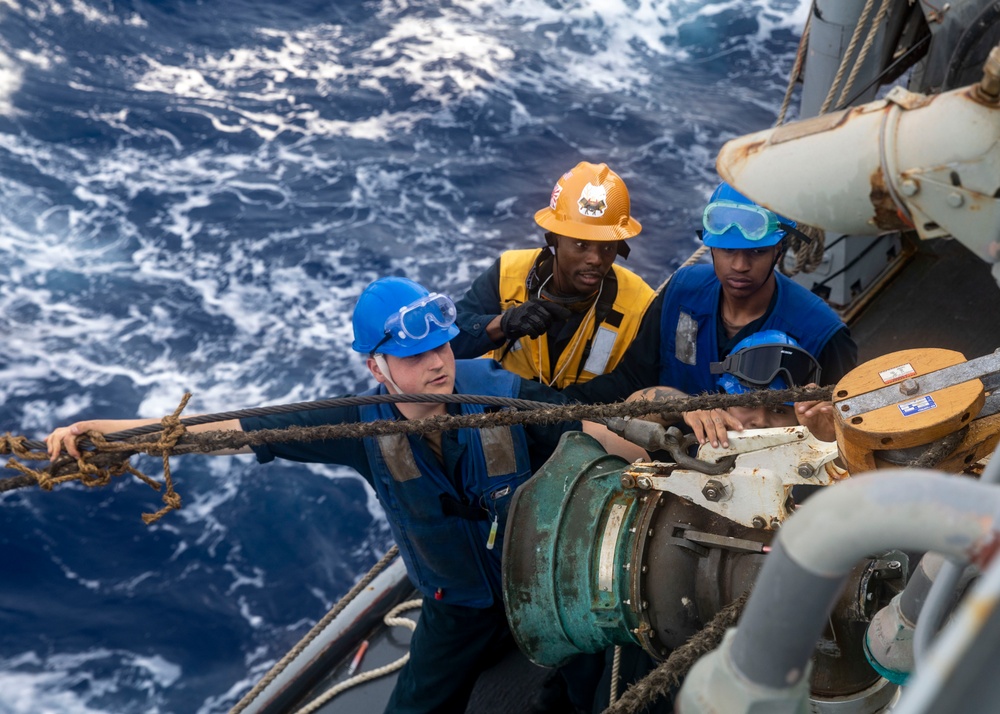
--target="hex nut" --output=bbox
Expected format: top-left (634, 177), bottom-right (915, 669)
top-left (702, 479), bottom-right (726, 502)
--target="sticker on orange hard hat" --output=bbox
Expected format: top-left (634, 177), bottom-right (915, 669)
top-left (549, 183), bottom-right (562, 210)
top-left (879, 363), bottom-right (917, 384)
top-left (578, 182), bottom-right (607, 217)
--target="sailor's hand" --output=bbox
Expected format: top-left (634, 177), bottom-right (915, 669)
top-left (45, 422), bottom-right (94, 461)
top-left (796, 387), bottom-right (836, 442)
top-left (683, 408), bottom-right (743, 449)
top-left (499, 299), bottom-right (572, 340)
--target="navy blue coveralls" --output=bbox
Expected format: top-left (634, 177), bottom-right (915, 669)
top-left (566, 264), bottom-right (858, 404)
top-left (241, 359), bottom-right (579, 714)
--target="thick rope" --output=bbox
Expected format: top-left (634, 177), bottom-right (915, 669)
top-left (0, 386), bottom-right (834, 521)
top-left (291, 598), bottom-right (422, 714)
top-left (775, 6), bottom-right (813, 126)
top-left (834, 0), bottom-right (896, 110)
top-left (819, 0), bottom-right (877, 114)
top-left (601, 591), bottom-right (751, 714)
top-left (909, 430), bottom-right (967, 468)
top-left (609, 645), bottom-right (623, 705)
top-left (781, 223), bottom-right (827, 277)
top-left (229, 546), bottom-right (402, 714)
top-left (143, 393), bottom-right (189, 524)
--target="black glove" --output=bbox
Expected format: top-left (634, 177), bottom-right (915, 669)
top-left (499, 299), bottom-right (573, 340)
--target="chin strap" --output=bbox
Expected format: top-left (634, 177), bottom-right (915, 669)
top-left (373, 353), bottom-right (404, 395)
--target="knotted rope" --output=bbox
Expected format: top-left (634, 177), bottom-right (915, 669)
top-left (2, 394), bottom-right (193, 524)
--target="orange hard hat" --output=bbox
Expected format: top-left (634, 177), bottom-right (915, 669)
top-left (533, 162), bottom-right (642, 242)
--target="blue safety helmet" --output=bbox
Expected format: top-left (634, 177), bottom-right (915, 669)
top-left (701, 182), bottom-right (795, 249)
top-left (351, 277), bottom-right (459, 357)
top-left (712, 330), bottom-right (822, 402)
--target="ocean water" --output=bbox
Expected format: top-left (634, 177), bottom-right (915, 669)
top-left (0, 1), bottom-right (808, 711)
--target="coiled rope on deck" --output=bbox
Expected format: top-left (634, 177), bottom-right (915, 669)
top-left (290, 598), bottom-right (422, 714)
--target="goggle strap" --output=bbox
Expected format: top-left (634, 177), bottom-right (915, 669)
top-left (778, 222), bottom-right (812, 244)
top-left (370, 332), bottom-right (393, 357)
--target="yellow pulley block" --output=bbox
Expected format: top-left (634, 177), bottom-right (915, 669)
top-left (833, 348), bottom-right (986, 473)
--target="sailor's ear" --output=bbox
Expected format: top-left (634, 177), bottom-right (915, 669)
top-left (367, 357), bottom-right (387, 384)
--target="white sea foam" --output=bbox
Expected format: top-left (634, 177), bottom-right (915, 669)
top-left (0, 649), bottom-right (180, 714)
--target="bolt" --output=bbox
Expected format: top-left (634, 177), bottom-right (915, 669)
top-left (797, 463), bottom-right (815, 478)
top-left (947, 192), bottom-right (964, 208)
top-left (899, 378), bottom-right (920, 396)
top-left (770, 518), bottom-right (781, 529)
top-left (636, 476), bottom-right (652, 490)
top-left (752, 516), bottom-right (767, 529)
top-left (702, 479), bottom-right (725, 502)
top-left (888, 560), bottom-right (901, 570)
top-left (620, 474), bottom-right (636, 489)
top-left (641, 601), bottom-right (648, 610)
top-left (978, 45), bottom-right (1000, 101)
top-left (641, 565), bottom-right (648, 573)
top-left (900, 179), bottom-right (919, 196)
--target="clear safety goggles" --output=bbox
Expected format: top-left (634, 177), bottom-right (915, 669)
top-left (710, 343), bottom-right (822, 388)
top-left (702, 199), bottom-right (782, 241)
top-left (374, 292), bottom-right (457, 354)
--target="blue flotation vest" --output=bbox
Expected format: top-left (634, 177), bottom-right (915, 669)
top-left (360, 359), bottom-right (532, 608)
top-left (658, 265), bottom-right (844, 394)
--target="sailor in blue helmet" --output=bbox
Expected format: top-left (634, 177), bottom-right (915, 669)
top-left (46, 275), bottom-right (644, 714)
top-left (566, 181), bottom-right (857, 419)
top-left (695, 329), bottom-right (835, 445)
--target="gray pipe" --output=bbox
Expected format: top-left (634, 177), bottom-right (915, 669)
top-left (899, 553), bottom-right (945, 624)
top-left (863, 552), bottom-right (945, 682)
top-left (728, 470), bottom-right (1000, 690)
top-left (911, 443), bottom-right (1000, 668)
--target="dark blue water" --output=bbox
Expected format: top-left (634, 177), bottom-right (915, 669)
top-left (0, 1), bottom-right (807, 711)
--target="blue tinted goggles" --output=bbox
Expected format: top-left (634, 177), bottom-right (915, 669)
top-left (710, 343), bottom-right (822, 389)
top-left (384, 292), bottom-right (456, 342)
top-left (702, 199), bottom-right (781, 241)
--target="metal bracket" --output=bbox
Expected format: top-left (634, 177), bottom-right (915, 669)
top-left (836, 350), bottom-right (1000, 418)
top-left (624, 426), bottom-right (842, 530)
